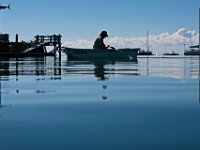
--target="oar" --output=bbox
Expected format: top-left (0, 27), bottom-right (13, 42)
top-left (110, 46), bottom-right (133, 60)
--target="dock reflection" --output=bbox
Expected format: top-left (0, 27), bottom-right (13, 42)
top-left (0, 57), bottom-right (61, 78)
top-left (0, 76), bottom-right (11, 109)
top-left (0, 57), bottom-right (62, 110)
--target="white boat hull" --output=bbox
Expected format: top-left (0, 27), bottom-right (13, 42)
top-left (63, 47), bottom-right (139, 61)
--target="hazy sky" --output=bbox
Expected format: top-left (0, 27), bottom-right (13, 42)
top-left (0, 0), bottom-right (199, 53)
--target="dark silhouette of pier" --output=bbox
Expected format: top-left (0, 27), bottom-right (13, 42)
top-left (0, 34), bottom-right (62, 60)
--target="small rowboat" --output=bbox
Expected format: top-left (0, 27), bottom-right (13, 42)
top-left (63, 47), bottom-right (140, 61)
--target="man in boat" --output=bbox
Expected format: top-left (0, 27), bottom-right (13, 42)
top-left (93, 31), bottom-right (110, 49)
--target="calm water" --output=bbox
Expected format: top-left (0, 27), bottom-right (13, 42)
top-left (0, 56), bottom-right (200, 150)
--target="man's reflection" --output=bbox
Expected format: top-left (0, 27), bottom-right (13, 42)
top-left (93, 63), bottom-right (109, 101)
top-left (94, 63), bottom-right (108, 81)
top-left (101, 84), bottom-right (108, 100)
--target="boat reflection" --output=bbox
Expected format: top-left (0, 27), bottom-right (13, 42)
top-left (64, 59), bottom-right (139, 101)
top-left (63, 59), bottom-right (139, 81)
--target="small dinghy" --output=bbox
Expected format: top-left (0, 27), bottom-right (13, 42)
top-left (63, 47), bottom-right (140, 61)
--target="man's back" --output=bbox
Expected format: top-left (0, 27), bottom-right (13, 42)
top-left (93, 37), bottom-right (105, 49)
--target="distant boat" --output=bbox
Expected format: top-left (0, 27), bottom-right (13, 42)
top-left (63, 47), bottom-right (140, 61)
top-left (184, 45), bottom-right (200, 55)
top-left (163, 50), bottom-right (179, 56)
top-left (138, 49), bottom-right (153, 55)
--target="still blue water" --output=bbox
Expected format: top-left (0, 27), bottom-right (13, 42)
top-left (0, 56), bottom-right (200, 150)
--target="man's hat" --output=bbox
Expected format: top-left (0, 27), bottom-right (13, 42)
top-left (100, 31), bottom-right (108, 37)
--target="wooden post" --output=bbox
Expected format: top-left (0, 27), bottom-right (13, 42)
top-left (15, 34), bottom-right (18, 43)
top-left (58, 34), bottom-right (62, 61)
top-left (15, 34), bottom-right (19, 51)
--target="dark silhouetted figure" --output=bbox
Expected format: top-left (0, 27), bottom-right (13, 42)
top-left (93, 31), bottom-right (110, 49)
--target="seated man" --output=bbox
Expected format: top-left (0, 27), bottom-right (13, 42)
top-left (93, 31), bottom-right (110, 49)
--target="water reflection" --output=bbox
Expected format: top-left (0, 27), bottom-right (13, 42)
top-left (0, 56), bottom-right (199, 80)
top-left (0, 78), bottom-right (11, 109)
top-left (0, 57), bottom-right (61, 77)
top-left (0, 56), bottom-right (199, 103)
top-left (63, 57), bottom-right (200, 80)
top-left (0, 56), bottom-right (200, 149)
top-left (138, 56), bottom-right (200, 79)
top-left (1, 56), bottom-right (196, 80)
top-left (0, 58), bottom-right (7, 109)
top-left (93, 62), bottom-right (108, 100)
top-left (0, 57), bottom-right (62, 110)
top-left (94, 63), bottom-right (107, 81)
top-left (63, 60), bottom-right (139, 80)
top-left (0, 79), bottom-right (2, 108)
top-left (63, 60), bottom-right (139, 101)
top-left (199, 55), bottom-right (200, 103)
top-left (101, 84), bottom-right (108, 100)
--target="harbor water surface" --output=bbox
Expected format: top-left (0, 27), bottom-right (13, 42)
top-left (0, 56), bottom-right (200, 150)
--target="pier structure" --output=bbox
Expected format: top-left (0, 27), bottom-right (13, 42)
top-left (0, 34), bottom-right (62, 60)
top-left (34, 34), bottom-right (62, 60)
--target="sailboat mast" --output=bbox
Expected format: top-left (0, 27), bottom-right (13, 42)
top-left (147, 31), bottom-right (149, 52)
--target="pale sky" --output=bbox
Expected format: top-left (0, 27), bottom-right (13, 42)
top-left (0, 0), bottom-right (199, 54)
